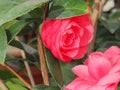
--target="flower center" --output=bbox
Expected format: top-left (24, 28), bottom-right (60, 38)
top-left (62, 30), bottom-right (75, 46)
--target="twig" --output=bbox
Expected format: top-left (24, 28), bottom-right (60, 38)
top-left (3, 64), bottom-right (32, 90)
top-left (88, 0), bottom-right (106, 55)
top-left (0, 79), bottom-right (8, 90)
top-left (99, 0), bottom-right (106, 16)
top-left (37, 34), bottom-right (50, 86)
top-left (15, 37), bottom-right (35, 87)
top-left (86, 0), bottom-right (93, 17)
top-left (88, 0), bottom-right (100, 55)
top-left (36, 3), bottom-right (50, 86)
top-left (21, 51), bottom-right (35, 87)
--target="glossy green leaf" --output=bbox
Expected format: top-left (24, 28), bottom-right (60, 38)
top-left (0, 70), bottom-right (28, 90)
top-left (100, 19), bottom-right (120, 34)
top-left (9, 40), bottom-right (38, 59)
top-left (96, 41), bottom-right (120, 52)
top-left (48, 0), bottom-right (88, 19)
top-left (0, 28), bottom-right (7, 64)
top-left (0, 0), bottom-right (49, 26)
top-left (33, 85), bottom-right (60, 90)
top-left (1, 20), bottom-right (18, 30)
top-left (44, 48), bottom-right (64, 87)
top-left (7, 20), bottom-right (28, 44)
top-left (59, 61), bottom-right (81, 85)
top-left (5, 54), bottom-right (39, 69)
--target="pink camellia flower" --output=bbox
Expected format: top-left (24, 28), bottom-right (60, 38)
top-left (41, 14), bottom-right (94, 62)
top-left (66, 46), bottom-right (120, 90)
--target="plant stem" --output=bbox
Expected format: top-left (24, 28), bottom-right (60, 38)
top-left (21, 51), bottom-right (35, 87)
top-left (99, 0), bottom-right (106, 16)
top-left (0, 79), bottom-right (8, 90)
top-left (3, 64), bottom-right (32, 90)
top-left (86, 0), bottom-right (93, 17)
top-left (88, 0), bottom-right (100, 55)
top-left (15, 37), bottom-right (35, 87)
top-left (88, 0), bottom-right (106, 55)
top-left (37, 34), bottom-right (50, 85)
top-left (36, 2), bottom-right (50, 86)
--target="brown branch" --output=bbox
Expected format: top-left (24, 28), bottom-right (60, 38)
top-left (36, 2), bottom-right (50, 86)
top-left (86, 0), bottom-right (93, 17)
top-left (88, 0), bottom-right (106, 55)
top-left (99, 0), bottom-right (106, 16)
top-left (37, 34), bottom-right (50, 86)
top-left (88, 0), bottom-right (100, 55)
top-left (21, 51), bottom-right (35, 87)
top-left (0, 79), bottom-right (8, 90)
top-left (15, 37), bottom-right (35, 87)
top-left (3, 64), bottom-right (32, 90)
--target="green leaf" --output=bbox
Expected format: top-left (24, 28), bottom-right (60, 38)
top-left (0, 28), bottom-right (7, 64)
top-left (100, 19), bottom-right (120, 34)
top-left (6, 20), bottom-right (28, 44)
top-left (33, 85), bottom-right (60, 90)
top-left (0, 70), bottom-right (28, 90)
top-left (48, 0), bottom-right (88, 19)
top-left (9, 40), bottom-right (38, 60)
top-left (44, 48), bottom-right (64, 87)
top-left (118, 85), bottom-right (120, 90)
top-left (0, 0), bottom-right (49, 26)
top-left (110, 11), bottom-right (120, 19)
top-left (59, 61), bottom-right (81, 85)
top-left (96, 41), bottom-right (120, 52)
top-left (1, 20), bottom-right (18, 30)
top-left (5, 54), bottom-right (25, 69)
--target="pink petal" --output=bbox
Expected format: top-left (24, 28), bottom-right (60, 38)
top-left (72, 84), bottom-right (92, 90)
top-left (65, 78), bottom-right (92, 90)
top-left (105, 83), bottom-right (118, 90)
top-left (88, 85), bottom-right (107, 90)
top-left (72, 65), bottom-right (96, 83)
top-left (104, 46), bottom-right (120, 65)
top-left (88, 52), bottom-right (112, 80)
top-left (97, 73), bottom-right (120, 85)
top-left (109, 65), bottom-right (120, 73)
top-left (65, 78), bottom-right (83, 90)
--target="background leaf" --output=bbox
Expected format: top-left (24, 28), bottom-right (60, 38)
top-left (9, 40), bottom-right (38, 60)
top-left (100, 19), bottom-right (120, 34)
top-left (59, 61), bottom-right (81, 85)
top-left (48, 0), bottom-right (88, 19)
top-left (0, 0), bottom-right (49, 26)
top-left (33, 85), bottom-right (60, 90)
top-left (0, 28), bottom-right (7, 64)
top-left (0, 70), bottom-right (28, 90)
top-left (6, 20), bottom-right (28, 44)
top-left (44, 48), bottom-right (64, 87)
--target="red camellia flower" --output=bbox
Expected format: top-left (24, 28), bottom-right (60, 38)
top-left (66, 46), bottom-right (120, 90)
top-left (41, 14), bottom-right (94, 62)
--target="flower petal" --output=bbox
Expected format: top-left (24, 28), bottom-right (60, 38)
top-left (97, 73), bottom-right (120, 85)
top-left (65, 78), bottom-right (92, 90)
top-left (73, 46), bottom-right (88, 59)
top-left (80, 26), bottom-right (93, 46)
top-left (72, 65), bottom-right (96, 83)
top-left (88, 85), bottom-right (107, 90)
top-left (104, 46), bottom-right (120, 65)
top-left (65, 78), bottom-right (83, 90)
top-left (88, 52), bottom-right (112, 80)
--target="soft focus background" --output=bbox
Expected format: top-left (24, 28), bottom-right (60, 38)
top-left (0, 0), bottom-right (120, 90)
